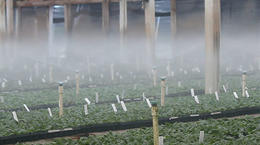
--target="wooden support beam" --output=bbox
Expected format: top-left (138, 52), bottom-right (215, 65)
top-left (47, 6), bottom-right (54, 56)
top-left (102, 0), bottom-right (110, 33)
top-left (170, 0), bottom-right (176, 57)
top-left (15, 0), bottom-right (141, 7)
top-left (6, 0), bottom-right (14, 36)
top-left (15, 7), bottom-right (22, 38)
top-left (205, 0), bottom-right (221, 94)
top-left (0, 0), bottom-right (6, 35)
top-left (119, 0), bottom-right (127, 61)
top-left (144, 0), bottom-right (156, 70)
top-left (64, 4), bottom-right (72, 34)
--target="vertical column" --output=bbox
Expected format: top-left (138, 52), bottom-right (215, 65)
top-left (47, 6), bottom-right (54, 58)
top-left (0, 0), bottom-right (6, 69)
top-left (6, 0), bottom-right (14, 36)
top-left (205, 0), bottom-right (221, 94)
top-left (15, 7), bottom-right (21, 37)
top-left (64, 4), bottom-right (72, 34)
top-left (170, 0), bottom-right (176, 57)
top-left (119, 0), bottom-right (127, 62)
top-left (102, 0), bottom-right (110, 33)
top-left (144, 0), bottom-right (156, 70)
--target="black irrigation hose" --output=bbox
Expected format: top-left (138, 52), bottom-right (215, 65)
top-left (0, 106), bottom-right (259, 144)
top-left (1, 89), bottom-right (204, 112)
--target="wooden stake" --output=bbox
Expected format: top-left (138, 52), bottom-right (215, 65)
top-left (205, 0), bottom-right (221, 94)
top-left (242, 71), bottom-right (246, 97)
top-left (151, 102), bottom-right (159, 145)
top-left (75, 71), bottom-right (80, 96)
top-left (152, 66), bottom-right (157, 87)
top-left (59, 82), bottom-right (64, 117)
top-left (47, 6), bottom-right (54, 52)
top-left (160, 77), bottom-right (166, 106)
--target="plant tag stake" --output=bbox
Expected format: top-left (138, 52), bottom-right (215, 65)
top-left (1, 82), bottom-right (5, 88)
top-left (146, 98), bottom-right (152, 108)
top-left (48, 108), bottom-right (53, 117)
top-left (84, 104), bottom-right (88, 115)
top-left (233, 92), bottom-right (239, 99)
top-left (116, 95), bottom-right (120, 103)
top-left (23, 104), bottom-right (30, 112)
top-left (191, 88), bottom-right (195, 96)
top-left (215, 91), bottom-right (219, 101)
top-left (159, 136), bottom-right (164, 145)
top-left (142, 92), bottom-right (146, 101)
top-left (194, 96), bottom-right (200, 104)
top-left (18, 80), bottom-right (22, 86)
top-left (0, 96), bottom-right (4, 103)
top-left (223, 85), bottom-right (227, 93)
top-left (120, 101), bottom-right (127, 112)
top-left (111, 104), bottom-right (117, 113)
top-left (199, 131), bottom-right (204, 143)
top-left (84, 98), bottom-right (91, 105)
top-left (245, 90), bottom-right (250, 98)
top-left (95, 92), bottom-right (99, 103)
top-left (12, 111), bottom-right (19, 122)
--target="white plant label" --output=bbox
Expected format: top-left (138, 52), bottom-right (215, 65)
top-left (194, 96), bottom-right (200, 104)
top-left (3, 78), bottom-right (7, 82)
top-left (233, 92), bottom-right (239, 99)
top-left (12, 111), bottom-right (19, 122)
top-left (48, 108), bottom-right (53, 117)
top-left (245, 90), bottom-right (250, 98)
top-left (146, 98), bottom-right (152, 108)
top-left (84, 98), bottom-right (91, 105)
top-left (191, 88), bottom-right (195, 97)
top-left (215, 91), bottom-right (219, 101)
top-left (223, 85), bottom-right (227, 93)
top-left (199, 131), bottom-right (204, 143)
top-left (18, 80), bottom-right (22, 86)
top-left (159, 136), bottom-right (164, 145)
top-left (111, 104), bottom-right (117, 113)
top-left (0, 96), bottom-right (4, 103)
top-left (120, 101), bottom-right (127, 112)
top-left (142, 92), bottom-right (146, 101)
top-left (23, 104), bottom-right (30, 112)
top-left (178, 81), bottom-right (181, 87)
top-left (84, 104), bottom-right (88, 115)
top-left (116, 95), bottom-right (120, 103)
top-left (29, 76), bottom-right (33, 82)
top-left (166, 86), bottom-right (168, 95)
top-left (95, 92), bottom-right (99, 103)
top-left (1, 82), bottom-right (5, 88)
top-left (42, 78), bottom-right (46, 83)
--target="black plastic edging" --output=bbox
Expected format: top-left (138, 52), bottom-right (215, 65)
top-left (0, 106), bottom-right (259, 144)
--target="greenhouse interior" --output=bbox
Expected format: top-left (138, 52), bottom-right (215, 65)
top-left (0, 0), bottom-right (259, 144)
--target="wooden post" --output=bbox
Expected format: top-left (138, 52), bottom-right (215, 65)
top-left (0, 0), bottom-right (6, 34)
top-left (102, 0), bottom-right (109, 33)
top-left (75, 71), bottom-right (80, 96)
top-left (59, 82), bottom-right (64, 117)
top-left (144, 0), bottom-right (156, 70)
top-left (152, 66), bottom-right (157, 87)
top-left (6, 0), bottom-right (14, 36)
top-left (119, 0), bottom-right (127, 61)
top-left (205, 0), bottom-right (221, 94)
top-left (47, 6), bottom-right (54, 56)
top-left (160, 77), bottom-right (166, 106)
top-left (15, 7), bottom-right (21, 38)
top-left (64, 4), bottom-right (72, 34)
top-left (242, 71), bottom-right (246, 97)
top-left (171, 0), bottom-right (176, 57)
top-left (151, 102), bottom-right (159, 145)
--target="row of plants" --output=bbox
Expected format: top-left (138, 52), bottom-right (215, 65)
top-left (0, 88), bottom-right (259, 137)
top-left (35, 116), bottom-right (259, 145)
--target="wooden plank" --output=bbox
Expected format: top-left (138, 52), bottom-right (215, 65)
top-left (15, 0), bottom-right (141, 7)
top-left (7, 0), bottom-right (14, 36)
top-left (102, 0), bottom-right (109, 33)
top-left (205, 0), bottom-right (221, 94)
